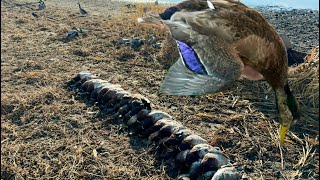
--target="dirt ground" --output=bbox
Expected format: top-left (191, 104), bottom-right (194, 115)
top-left (1, 0), bottom-right (319, 179)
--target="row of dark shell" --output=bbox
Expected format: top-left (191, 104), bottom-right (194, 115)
top-left (67, 71), bottom-right (240, 180)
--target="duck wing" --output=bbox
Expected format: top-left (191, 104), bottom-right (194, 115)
top-left (160, 10), bottom-right (243, 96)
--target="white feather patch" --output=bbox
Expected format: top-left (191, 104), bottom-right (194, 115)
top-left (207, 0), bottom-right (215, 10)
top-left (137, 17), bottom-right (144, 23)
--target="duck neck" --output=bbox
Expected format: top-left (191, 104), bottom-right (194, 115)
top-left (274, 83), bottom-right (300, 126)
top-left (275, 87), bottom-right (292, 127)
top-left (283, 83), bottom-right (301, 120)
top-left (78, 3), bottom-right (81, 9)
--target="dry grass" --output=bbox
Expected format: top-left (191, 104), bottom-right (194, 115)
top-left (1, 1), bottom-right (319, 180)
top-left (289, 47), bottom-right (319, 107)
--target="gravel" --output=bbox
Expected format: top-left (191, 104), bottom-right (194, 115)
top-left (254, 6), bottom-right (319, 53)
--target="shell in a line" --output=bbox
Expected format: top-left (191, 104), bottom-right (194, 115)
top-left (179, 135), bottom-right (208, 151)
top-left (112, 91), bottom-right (132, 108)
top-left (177, 174), bottom-right (190, 180)
top-left (81, 80), bottom-right (94, 92)
top-left (136, 109), bottom-right (151, 122)
top-left (144, 118), bottom-right (175, 136)
top-left (122, 107), bottom-right (147, 123)
top-left (108, 90), bottom-right (130, 106)
top-left (197, 171), bottom-right (215, 180)
top-left (157, 128), bottom-right (193, 150)
top-left (186, 144), bottom-right (214, 165)
top-left (148, 124), bottom-right (182, 143)
top-left (141, 110), bottom-right (172, 131)
top-left (129, 94), bottom-right (151, 109)
top-left (101, 87), bottom-right (124, 104)
top-left (189, 160), bottom-right (202, 179)
top-left (211, 166), bottom-right (241, 180)
top-left (176, 149), bottom-right (190, 165)
top-left (127, 114), bottom-right (140, 128)
top-left (200, 153), bottom-right (221, 172)
top-left (72, 71), bottom-right (91, 82)
top-left (86, 80), bottom-right (109, 95)
top-left (80, 74), bottom-right (94, 84)
top-left (90, 84), bottom-right (105, 100)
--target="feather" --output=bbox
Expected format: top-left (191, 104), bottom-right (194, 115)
top-left (207, 0), bottom-right (215, 10)
top-left (160, 58), bottom-right (235, 96)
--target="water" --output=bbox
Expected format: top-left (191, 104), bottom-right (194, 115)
top-left (240, 0), bottom-right (319, 10)
top-left (125, 0), bottom-right (319, 10)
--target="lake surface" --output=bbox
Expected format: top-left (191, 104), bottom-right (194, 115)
top-left (240, 0), bottom-right (319, 10)
top-left (126, 0), bottom-right (319, 10)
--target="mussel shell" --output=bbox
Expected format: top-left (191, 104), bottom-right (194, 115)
top-left (130, 94), bottom-right (151, 110)
top-left (96, 87), bottom-right (110, 102)
top-left (130, 99), bottom-right (143, 107)
top-left (158, 135), bottom-right (179, 149)
top-left (112, 111), bottom-right (121, 119)
top-left (68, 80), bottom-right (82, 89)
top-left (186, 144), bottom-right (213, 165)
top-left (211, 166), bottom-right (241, 180)
top-left (86, 81), bottom-right (96, 94)
top-left (118, 97), bottom-right (133, 108)
top-left (90, 85), bottom-right (104, 100)
top-left (122, 110), bottom-right (134, 123)
top-left (176, 149), bottom-right (190, 165)
top-left (72, 71), bottom-right (91, 82)
top-left (116, 104), bottom-right (130, 117)
top-left (156, 136), bottom-right (177, 155)
top-left (148, 124), bottom-right (180, 143)
top-left (189, 161), bottom-right (202, 179)
top-left (97, 84), bottom-right (122, 102)
top-left (207, 152), bottom-right (230, 169)
top-left (80, 74), bottom-right (93, 84)
top-left (179, 135), bottom-right (208, 151)
top-left (81, 80), bottom-right (94, 92)
top-left (108, 90), bottom-right (129, 106)
top-left (177, 174), bottom-right (190, 180)
top-left (127, 107), bottom-right (142, 117)
top-left (112, 91), bottom-right (131, 109)
top-left (200, 153), bottom-right (221, 172)
top-left (169, 128), bottom-right (193, 144)
top-left (81, 79), bottom-right (106, 94)
top-left (143, 118), bottom-right (175, 136)
top-left (102, 107), bottom-right (114, 114)
top-left (136, 109), bottom-right (151, 122)
top-left (113, 99), bottom-right (126, 112)
top-left (101, 88), bottom-right (123, 104)
top-left (157, 127), bottom-right (189, 149)
top-left (197, 171), bottom-right (215, 180)
top-left (141, 111), bottom-right (172, 130)
top-left (127, 115), bottom-right (139, 128)
top-left (86, 80), bottom-right (108, 94)
top-left (103, 89), bottom-right (118, 103)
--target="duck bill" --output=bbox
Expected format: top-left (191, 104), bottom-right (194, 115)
top-left (279, 125), bottom-right (289, 144)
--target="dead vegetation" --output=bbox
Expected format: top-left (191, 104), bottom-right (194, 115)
top-left (1, 1), bottom-right (319, 180)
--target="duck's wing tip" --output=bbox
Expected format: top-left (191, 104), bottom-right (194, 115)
top-left (160, 58), bottom-right (235, 96)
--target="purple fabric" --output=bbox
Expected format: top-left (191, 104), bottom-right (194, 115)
top-left (159, 6), bottom-right (179, 20)
top-left (177, 40), bottom-right (207, 75)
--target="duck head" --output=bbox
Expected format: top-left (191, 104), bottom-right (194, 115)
top-left (277, 83), bottom-right (301, 143)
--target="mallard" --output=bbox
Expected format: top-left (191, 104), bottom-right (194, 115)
top-left (78, 2), bottom-right (88, 16)
top-left (138, 0), bottom-right (301, 144)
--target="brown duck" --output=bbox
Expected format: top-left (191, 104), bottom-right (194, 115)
top-left (138, 0), bottom-right (301, 143)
